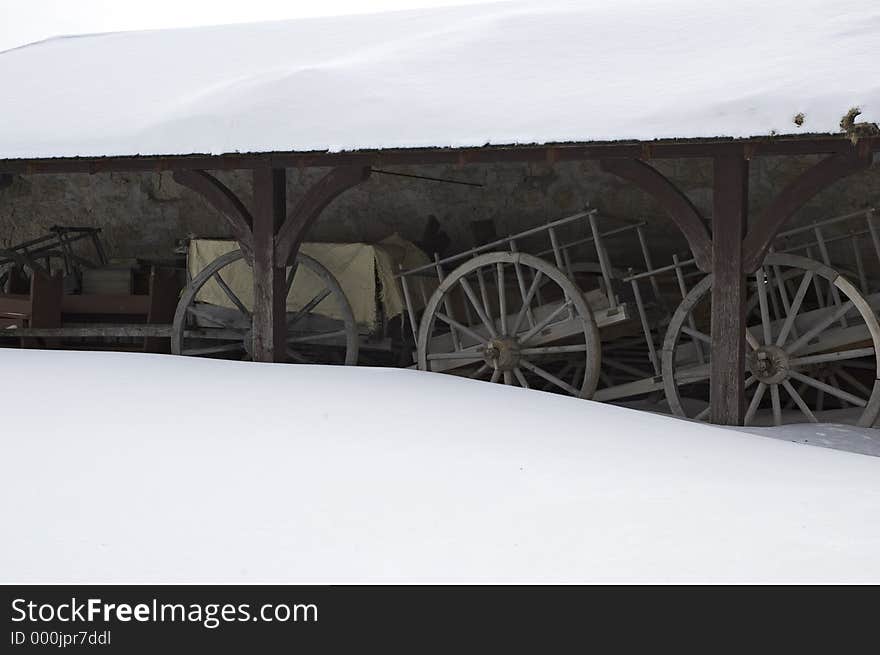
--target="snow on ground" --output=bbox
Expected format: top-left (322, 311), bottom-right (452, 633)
top-left (618, 398), bottom-right (880, 458)
top-left (734, 422), bottom-right (880, 458)
top-left (3, 349), bottom-right (880, 583)
top-left (1, 0), bottom-right (878, 159)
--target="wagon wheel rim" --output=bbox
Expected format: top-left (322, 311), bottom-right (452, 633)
top-left (662, 253), bottom-right (880, 427)
top-left (416, 251), bottom-right (601, 398)
top-left (171, 248), bottom-right (359, 365)
top-left (0, 249), bottom-right (53, 294)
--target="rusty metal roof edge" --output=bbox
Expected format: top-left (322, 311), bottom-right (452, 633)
top-left (1, 134), bottom-right (877, 175)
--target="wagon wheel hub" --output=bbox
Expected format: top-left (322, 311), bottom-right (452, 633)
top-left (483, 337), bottom-right (521, 372)
top-left (747, 344), bottom-right (790, 385)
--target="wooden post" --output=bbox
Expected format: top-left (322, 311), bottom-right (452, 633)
top-left (251, 167), bottom-right (287, 362)
top-left (26, 271), bottom-right (62, 349)
top-left (710, 153), bottom-right (749, 425)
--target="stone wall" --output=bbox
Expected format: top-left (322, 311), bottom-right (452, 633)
top-left (1, 157), bottom-right (878, 271)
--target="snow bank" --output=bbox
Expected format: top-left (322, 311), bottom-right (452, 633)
top-left (1, 0), bottom-right (877, 159)
top-left (2, 349), bottom-right (880, 583)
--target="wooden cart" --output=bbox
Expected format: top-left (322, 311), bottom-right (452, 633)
top-left (171, 236), bottom-right (431, 365)
top-left (0, 226), bottom-right (180, 351)
top-left (401, 208), bottom-right (880, 427)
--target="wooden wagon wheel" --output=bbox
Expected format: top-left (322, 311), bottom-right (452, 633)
top-left (662, 253), bottom-right (880, 427)
top-left (417, 252), bottom-right (601, 398)
top-left (0, 249), bottom-right (50, 293)
top-left (171, 248), bottom-right (358, 365)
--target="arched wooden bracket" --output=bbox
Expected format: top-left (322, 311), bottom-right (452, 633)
top-left (600, 158), bottom-right (712, 271)
top-left (172, 170), bottom-right (255, 259)
top-left (274, 166), bottom-right (372, 265)
top-left (742, 151), bottom-right (873, 272)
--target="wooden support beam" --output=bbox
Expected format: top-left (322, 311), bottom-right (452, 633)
top-left (600, 158), bottom-right (712, 271)
top-left (742, 151), bottom-right (872, 272)
top-left (275, 166), bottom-right (371, 265)
top-left (172, 170), bottom-right (255, 260)
top-left (251, 167), bottom-right (288, 363)
top-left (26, 271), bottom-right (62, 348)
top-left (710, 153), bottom-right (749, 425)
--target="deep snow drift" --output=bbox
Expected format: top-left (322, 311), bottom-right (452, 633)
top-left (0, 0), bottom-right (877, 159)
top-left (2, 349), bottom-right (880, 583)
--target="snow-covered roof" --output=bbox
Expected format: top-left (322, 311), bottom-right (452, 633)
top-left (3, 349), bottom-right (880, 583)
top-left (1, 0), bottom-right (878, 161)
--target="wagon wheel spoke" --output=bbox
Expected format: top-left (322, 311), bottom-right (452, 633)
top-left (287, 329), bottom-right (350, 344)
top-left (458, 276), bottom-right (497, 339)
top-left (514, 367), bottom-right (530, 389)
top-left (186, 303), bottom-right (248, 329)
top-left (681, 326), bottom-right (711, 345)
top-left (511, 257), bottom-right (535, 329)
top-left (770, 263), bottom-right (794, 332)
top-left (519, 300), bottom-right (573, 345)
top-left (756, 267), bottom-right (773, 346)
top-left (789, 347), bottom-right (875, 368)
top-left (510, 270), bottom-right (543, 335)
top-left (744, 330), bottom-right (761, 352)
top-left (213, 272), bottom-right (251, 317)
top-left (770, 384), bottom-right (782, 426)
top-left (286, 348), bottom-right (313, 364)
top-left (476, 267), bottom-right (494, 329)
top-left (743, 382), bottom-right (767, 426)
top-left (787, 300), bottom-right (854, 354)
top-left (827, 373), bottom-right (849, 408)
top-left (788, 370), bottom-right (867, 408)
top-left (520, 359), bottom-right (581, 396)
top-left (781, 380), bottom-right (817, 423)
top-left (519, 344), bottom-right (589, 357)
top-left (835, 367), bottom-right (873, 399)
top-left (490, 368), bottom-right (501, 384)
top-left (503, 370), bottom-right (513, 386)
top-left (469, 363), bottom-right (491, 379)
top-left (182, 342), bottom-right (245, 357)
top-left (426, 351), bottom-right (485, 361)
top-left (435, 311), bottom-right (488, 347)
top-left (288, 288), bottom-right (332, 326)
top-left (496, 262), bottom-right (508, 335)
top-left (775, 271), bottom-right (813, 346)
top-left (544, 363), bottom-right (573, 391)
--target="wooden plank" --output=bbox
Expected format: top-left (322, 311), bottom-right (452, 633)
top-left (0, 294), bottom-right (33, 318)
top-left (60, 294), bottom-right (151, 315)
top-left (251, 167), bottom-right (287, 362)
top-left (710, 153), bottom-right (749, 425)
top-left (2, 324), bottom-right (173, 338)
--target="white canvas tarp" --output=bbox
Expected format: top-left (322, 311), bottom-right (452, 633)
top-left (187, 235), bottom-right (433, 330)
